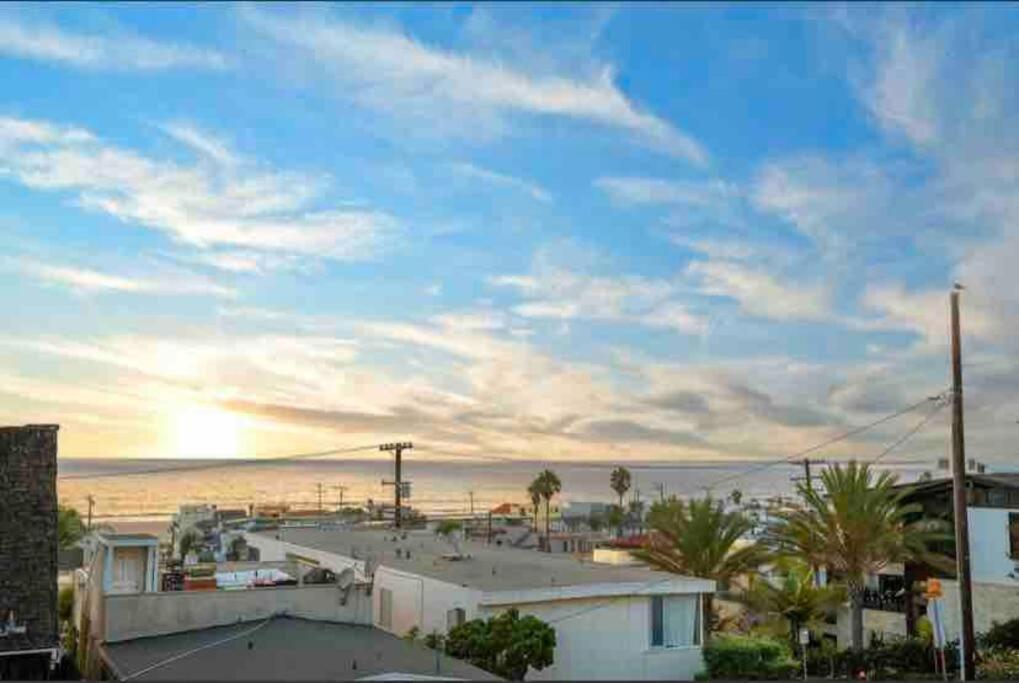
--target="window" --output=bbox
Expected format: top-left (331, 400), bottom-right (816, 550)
top-left (650, 595), bottom-right (700, 648)
top-left (379, 588), bottom-right (393, 629)
top-left (447, 607), bottom-right (466, 631)
top-left (1009, 513), bottom-right (1019, 560)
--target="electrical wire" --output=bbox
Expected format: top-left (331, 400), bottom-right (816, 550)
top-left (679, 391), bottom-right (950, 495)
top-left (58, 444), bottom-right (381, 481)
top-left (120, 615), bottom-right (276, 681)
top-left (866, 400), bottom-right (948, 466)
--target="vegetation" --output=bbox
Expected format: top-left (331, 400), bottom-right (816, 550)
top-left (435, 519), bottom-right (463, 538)
top-left (635, 496), bottom-right (766, 634)
top-left (526, 479), bottom-right (542, 535)
top-left (741, 559), bottom-right (845, 650)
top-left (978, 648), bottom-right (1019, 680)
top-left (57, 504), bottom-right (85, 550)
top-left (609, 466), bottom-right (631, 535)
top-left (226, 536), bottom-right (246, 561)
top-left (981, 616), bottom-right (1019, 650)
top-left (702, 634), bottom-right (798, 680)
top-left (530, 470), bottom-right (561, 552)
top-left (765, 462), bottom-right (950, 651)
top-left (804, 635), bottom-right (959, 680)
top-left (178, 529), bottom-right (201, 558)
top-left (728, 489), bottom-right (744, 507)
top-left (444, 608), bottom-right (556, 680)
top-left (58, 585), bottom-right (75, 623)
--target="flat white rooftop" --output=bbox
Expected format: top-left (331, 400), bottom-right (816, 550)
top-left (253, 527), bottom-right (714, 595)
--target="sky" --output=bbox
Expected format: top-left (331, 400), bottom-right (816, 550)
top-left (2, 3), bottom-right (1019, 466)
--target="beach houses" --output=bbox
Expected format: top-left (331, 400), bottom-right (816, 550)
top-left (244, 526), bottom-right (714, 680)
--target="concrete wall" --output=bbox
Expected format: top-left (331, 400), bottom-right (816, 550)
top-left (940, 579), bottom-right (1019, 641)
top-left (243, 533), bottom-right (364, 577)
top-left (372, 566), bottom-right (483, 638)
top-left (481, 595), bottom-right (704, 681)
top-left (102, 584), bottom-right (372, 643)
top-left (834, 608), bottom-right (908, 647)
top-left (0, 424), bottom-right (58, 653)
top-left (968, 508), bottom-right (1019, 583)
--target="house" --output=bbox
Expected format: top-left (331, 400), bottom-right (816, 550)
top-left (0, 425), bottom-right (61, 680)
top-left (99, 616), bottom-right (496, 681)
top-left (244, 527), bottom-right (714, 680)
top-left (829, 472), bottom-right (1019, 646)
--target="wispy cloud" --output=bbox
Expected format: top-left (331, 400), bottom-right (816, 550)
top-left (243, 9), bottom-right (706, 163)
top-left (18, 260), bottom-right (237, 298)
top-left (595, 176), bottom-right (738, 208)
top-left (161, 122), bottom-right (238, 165)
top-left (451, 162), bottom-right (551, 203)
top-left (0, 116), bottom-right (396, 264)
top-left (0, 16), bottom-right (229, 71)
top-left (686, 258), bottom-right (830, 322)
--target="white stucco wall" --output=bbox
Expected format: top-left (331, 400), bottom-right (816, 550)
top-left (968, 507), bottom-right (1019, 583)
top-left (243, 532), bottom-right (364, 577)
top-left (481, 595), bottom-right (704, 681)
top-left (372, 567), bottom-right (483, 638)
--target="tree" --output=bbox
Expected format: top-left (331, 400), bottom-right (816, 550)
top-left (527, 479), bottom-right (542, 535)
top-left (741, 559), bottom-right (845, 649)
top-left (534, 470), bottom-right (561, 553)
top-left (445, 608), bottom-right (555, 680)
top-left (628, 498), bottom-right (645, 536)
top-left (729, 488), bottom-right (743, 507)
top-left (634, 496), bottom-right (766, 635)
top-left (765, 462), bottom-right (950, 651)
top-left (58, 505), bottom-right (84, 550)
top-left (178, 529), bottom-right (200, 559)
top-left (610, 466), bottom-right (632, 505)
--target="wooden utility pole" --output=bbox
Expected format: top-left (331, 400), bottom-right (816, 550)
top-left (468, 491), bottom-right (475, 516)
top-left (316, 482), bottom-right (324, 515)
top-left (950, 287), bottom-right (976, 681)
top-left (333, 484), bottom-right (347, 511)
top-left (380, 442), bottom-right (413, 528)
top-left (86, 494), bottom-right (95, 532)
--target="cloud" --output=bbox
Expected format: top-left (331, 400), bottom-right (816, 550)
top-left (575, 419), bottom-right (707, 447)
top-left (451, 162), bottom-right (551, 203)
top-left (0, 16), bottom-right (228, 71)
top-left (686, 259), bottom-right (830, 321)
top-left (243, 9), bottom-right (706, 163)
top-left (19, 260), bottom-right (236, 298)
top-left (491, 265), bottom-right (706, 334)
top-left (595, 176), bottom-right (738, 208)
top-left (0, 116), bottom-right (396, 263)
top-left (161, 122), bottom-right (238, 165)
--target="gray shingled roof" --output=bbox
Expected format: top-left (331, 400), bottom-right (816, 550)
top-left (101, 617), bottom-right (498, 681)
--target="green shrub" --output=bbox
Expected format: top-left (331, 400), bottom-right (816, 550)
top-left (978, 648), bottom-right (1019, 679)
top-left (58, 585), bottom-right (74, 623)
top-left (703, 634), bottom-right (798, 680)
top-left (982, 617), bottom-right (1019, 650)
top-left (804, 637), bottom-right (959, 680)
top-left (445, 608), bottom-right (555, 680)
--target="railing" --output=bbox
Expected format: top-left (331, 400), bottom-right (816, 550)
top-left (862, 588), bottom-right (907, 613)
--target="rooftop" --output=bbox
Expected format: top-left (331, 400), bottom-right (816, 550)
top-left (101, 617), bottom-right (497, 681)
top-left (254, 527), bottom-right (712, 594)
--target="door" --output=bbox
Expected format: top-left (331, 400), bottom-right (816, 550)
top-left (112, 548), bottom-right (144, 593)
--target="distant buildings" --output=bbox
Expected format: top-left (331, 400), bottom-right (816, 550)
top-left (0, 425), bottom-right (60, 680)
top-left (245, 526), bottom-right (713, 680)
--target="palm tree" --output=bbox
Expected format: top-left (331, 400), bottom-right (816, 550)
top-left (742, 558), bottom-right (845, 650)
top-left (57, 505), bottom-right (85, 550)
top-left (527, 479), bottom-right (542, 535)
top-left (536, 470), bottom-right (562, 553)
top-left (765, 462), bottom-right (950, 651)
top-left (610, 467), bottom-right (631, 536)
top-left (634, 496), bottom-right (766, 636)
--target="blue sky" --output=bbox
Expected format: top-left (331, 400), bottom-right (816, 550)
top-left (2, 3), bottom-right (1019, 465)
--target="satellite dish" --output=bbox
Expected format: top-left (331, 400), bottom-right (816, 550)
top-left (337, 567), bottom-right (356, 605)
top-left (337, 567), bottom-right (355, 591)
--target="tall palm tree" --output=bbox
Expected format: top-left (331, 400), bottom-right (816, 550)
top-left (742, 558), bottom-right (845, 650)
top-left (765, 462), bottom-right (950, 651)
top-left (610, 467), bottom-right (631, 537)
top-left (635, 496), bottom-right (766, 635)
top-left (536, 470), bottom-right (562, 553)
top-left (527, 479), bottom-right (542, 535)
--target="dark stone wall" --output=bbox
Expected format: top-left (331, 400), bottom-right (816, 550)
top-left (0, 424), bottom-right (59, 653)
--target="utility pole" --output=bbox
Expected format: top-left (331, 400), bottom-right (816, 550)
top-left (950, 286), bottom-right (976, 681)
top-left (468, 491), bottom-right (475, 516)
top-left (487, 511), bottom-right (493, 545)
top-left (316, 483), bottom-right (324, 515)
top-left (333, 484), bottom-right (347, 512)
top-left (86, 494), bottom-right (95, 533)
top-left (802, 459), bottom-right (813, 491)
top-left (380, 442), bottom-right (413, 528)
top-left (654, 482), bottom-right (665, 502)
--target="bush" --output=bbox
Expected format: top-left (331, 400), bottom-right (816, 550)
top-left (58, 585), bottom-right (74, 623)
top-left (445, 608), bottom-right (555, 680)
top-left (982, 617), bottom-right (1019, 650)
top-left (804, 636), bottom-right (959, 680)
top-left (978, 648), bottom-right (1019, 679)
top-left (703, 634), bottom-right (798, 680)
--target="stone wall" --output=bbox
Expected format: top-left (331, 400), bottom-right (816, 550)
top-left (0, 425), bottom-right (59, 653)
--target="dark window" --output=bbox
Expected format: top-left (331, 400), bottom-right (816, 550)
top-left (651, 595), bottom-right (664, 647)
top-left (1009, 513), bottom-right (1019, 560)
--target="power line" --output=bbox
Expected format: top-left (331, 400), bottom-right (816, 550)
top-left (683, 391), bottom-right (949, 496)
top-left (866, 401), bottom-right (948, 466)
top-left (58, 444), bottom-right (380, 481)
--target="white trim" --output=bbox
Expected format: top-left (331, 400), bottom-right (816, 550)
top-left (480, 579), bottom-right (713, 607)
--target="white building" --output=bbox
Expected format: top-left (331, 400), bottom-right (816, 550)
top-left (245, 527), bottom-right (713, 681)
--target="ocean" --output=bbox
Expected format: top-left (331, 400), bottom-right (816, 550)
top-left (56, 456), bottom-right (934, 527)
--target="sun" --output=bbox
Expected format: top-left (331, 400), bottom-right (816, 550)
top-left (172, 405), bottom-right (241, 459)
